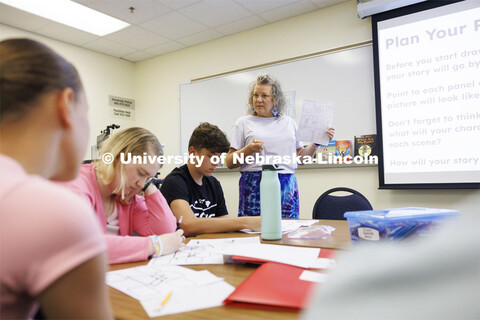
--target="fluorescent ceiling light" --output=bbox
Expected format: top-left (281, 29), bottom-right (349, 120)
top-left (0, 0), bottom-right (130, 36)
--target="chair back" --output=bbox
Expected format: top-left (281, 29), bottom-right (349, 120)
top-left (312, 187), bottom-right (372, 220)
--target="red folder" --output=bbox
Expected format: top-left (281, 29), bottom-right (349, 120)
top-left (223, 262), bottom-right (317, 311)
top-left (231, 248), bottom-right (335, 267)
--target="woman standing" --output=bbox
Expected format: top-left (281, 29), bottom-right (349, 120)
top-left (226, 74), bottom-right (334, 219)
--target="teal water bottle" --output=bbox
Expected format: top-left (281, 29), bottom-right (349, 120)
top-left (260, 164), bottom-right (282, 240)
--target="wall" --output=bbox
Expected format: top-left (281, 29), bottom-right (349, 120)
top-left (0, 24), bottom-right (136, 158)
top-left (134, 0), bottom-right (479, 217)
top-left (2, 0), bottom-right (478, 217)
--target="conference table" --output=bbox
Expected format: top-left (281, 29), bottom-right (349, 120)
top-left (108, 220), bottom-right (351, 320)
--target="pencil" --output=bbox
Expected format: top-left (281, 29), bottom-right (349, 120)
top-left (176, 216), bottom-right (183, 230)
top-left (161, 292), bottom-right (172, 307)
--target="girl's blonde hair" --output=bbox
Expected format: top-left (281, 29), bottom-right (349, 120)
top-left (95, 127), bottom-right (163, 199)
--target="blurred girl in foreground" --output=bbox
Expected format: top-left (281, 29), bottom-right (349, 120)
top-left (0, 38), bottom-right (112, 319)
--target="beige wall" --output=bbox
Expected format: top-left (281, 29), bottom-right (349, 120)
top-left (0, 23), bottom-right (136, 158)
top-left (2, 0), bottom-right (478, 216)
top-left (134, 0), bottom-right (479, 217)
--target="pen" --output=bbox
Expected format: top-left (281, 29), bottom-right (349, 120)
top-left (176, 216), bottom-right (183, 230)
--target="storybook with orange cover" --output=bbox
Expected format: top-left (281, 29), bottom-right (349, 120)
top-left (223, 262), bottom-right (317, 311)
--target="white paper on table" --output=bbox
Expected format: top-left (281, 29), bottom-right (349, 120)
top-left (297, 100), bottom-right (335, 145)
top-left (281, 219), bottom-right (319, 233)
top-left (106, 265), bottom-right (222, 301)
top-left (299, 270), bottom-right (329, 283)
top-left (240, 219), bottom-right (319, 234)
top-left (220, 243), bottom-right (320, 269)
top-left (148, 237), bottom-right (260, 266)
top-left (140, 280), bottom-right (235, 318)
top-left (309, 257), bottom-right (336, 270)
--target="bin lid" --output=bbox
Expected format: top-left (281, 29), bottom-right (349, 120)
top-left (344, 207), bottom-right (460, 221)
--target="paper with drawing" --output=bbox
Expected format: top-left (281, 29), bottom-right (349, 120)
top-left (297, 100), bottom-right (334, 145)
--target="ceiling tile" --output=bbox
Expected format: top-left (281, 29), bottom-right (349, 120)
top-left (234, 0), bottom-right (299, 14)
top-left (179, 0), bottom-right (252, 28)
top-left (1, 0), bottom-right (346, 62)
top-left (160, 0), bottom-right (200, 10)
top-left (145, 41), bottom-right (185, 56)
top-left (71, 0), bottom-right (97, 5)
top-left (177, 29), bottom-right (223, 46)
top-left (36, 22), bottom-right (99, 46)
top-left (259, 1), bottom-right (317, 23)
top-left (121, 50), bottom-right (155, 62)
top-left (105, 26), bottom-right (169, 50)
top-left (214, 15), bottom-right (266, 35)
top-left (79, 0), bottom-right (172, 24)
top-left (0, 4), bottom-right (51, 31)
top-left (83, 38), bottom-right (137, 57)
top-left (140, 11), bottom-right (208, 39)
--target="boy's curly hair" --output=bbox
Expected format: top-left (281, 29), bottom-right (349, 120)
top-left (188, 122), bottom-right (230, 154)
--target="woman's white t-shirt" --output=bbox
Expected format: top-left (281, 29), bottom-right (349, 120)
top-left (230, 115), bottom-right (302, 174)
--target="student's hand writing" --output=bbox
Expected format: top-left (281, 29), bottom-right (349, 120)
top-left (248, 140), bottom-right (264, 154)
top-left (326, 127), bottom-right (335, 140)
top-left (158, 229), bottom-right (185, 255)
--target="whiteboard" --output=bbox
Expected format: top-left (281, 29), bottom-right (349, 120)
top-left (180, 44), bottom-right (375, 153)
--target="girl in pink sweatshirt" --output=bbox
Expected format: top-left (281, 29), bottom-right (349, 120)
top-left (63, 127), bottom-right (184, 264)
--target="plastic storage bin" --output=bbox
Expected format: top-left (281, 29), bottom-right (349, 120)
top-left (344, 207), bottom-right (460, 242)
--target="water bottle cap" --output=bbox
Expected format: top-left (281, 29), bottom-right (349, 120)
top-left (262, 164), bottom-right (280, 171)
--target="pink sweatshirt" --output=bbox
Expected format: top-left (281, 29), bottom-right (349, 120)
top-left (62, 163), bottom-right (176, 264)
top-left (0, 155), bottom-right (105, 319)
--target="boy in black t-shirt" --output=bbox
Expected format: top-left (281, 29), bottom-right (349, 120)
top-left (161, 122), bottom-right (261, 236)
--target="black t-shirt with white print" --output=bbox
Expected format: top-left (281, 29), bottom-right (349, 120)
top-left (161, 164), bottom-right (228, 218)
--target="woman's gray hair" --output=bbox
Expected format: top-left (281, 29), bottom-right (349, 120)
top-left (247, 73), bottom-right (287, 116)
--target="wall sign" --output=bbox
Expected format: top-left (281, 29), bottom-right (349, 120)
top-left (109, 95), bottom-right (135, 120)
